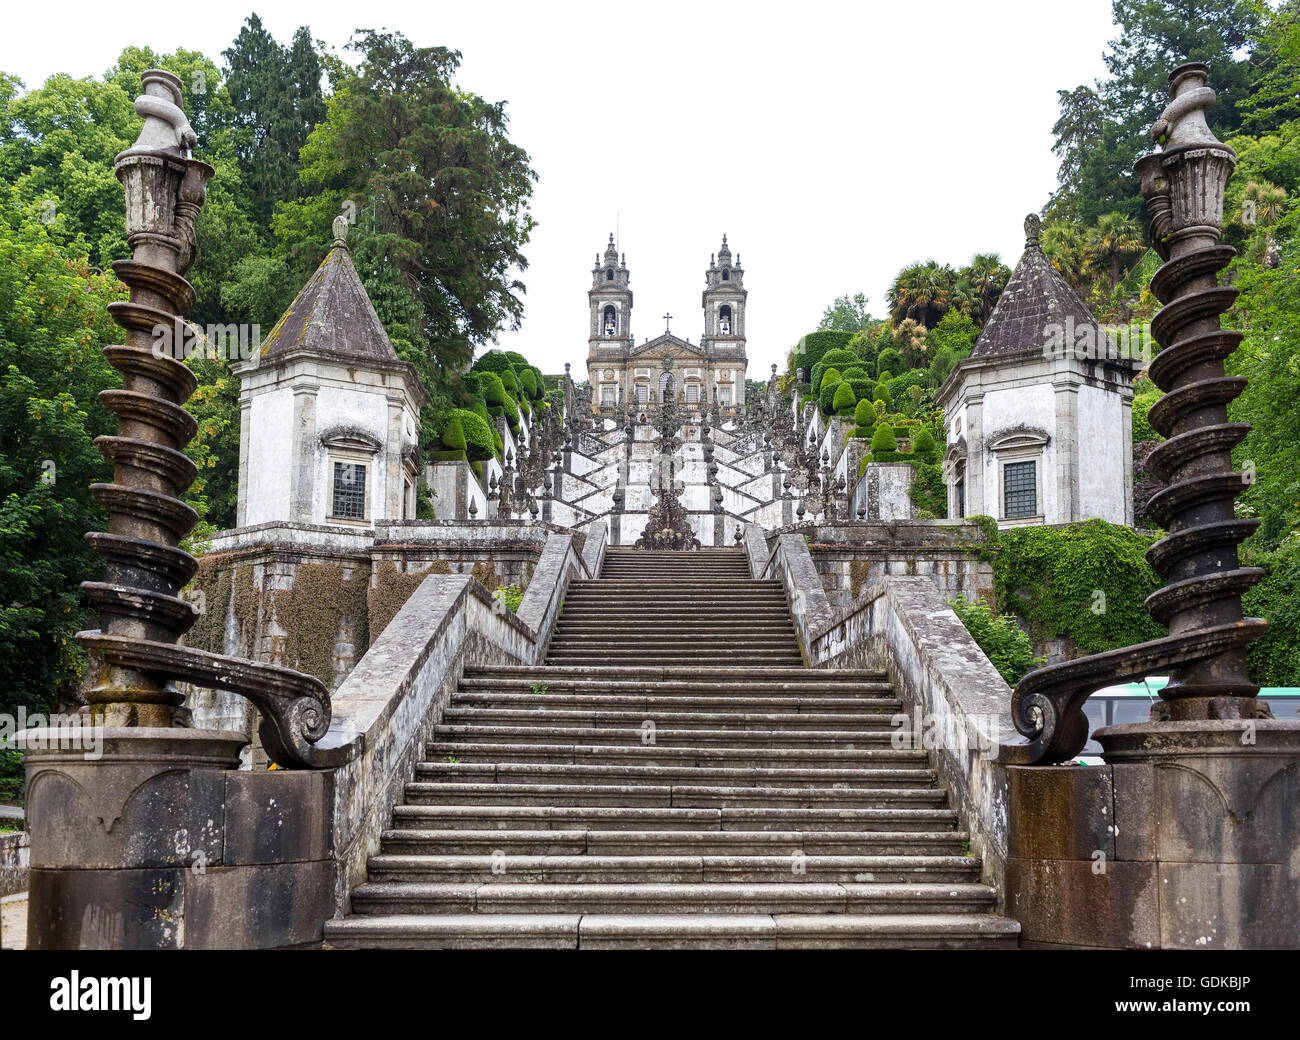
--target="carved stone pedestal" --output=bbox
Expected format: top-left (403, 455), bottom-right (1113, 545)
top-left (16, 727), bottom-right (333, 949)
top-left (1006, 721), bottom-right (1300, 949)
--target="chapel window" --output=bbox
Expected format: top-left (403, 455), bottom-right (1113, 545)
top-left (332, 461), bottom-right (367, 521)
top-left (1003, 460), bottom-right (1037, 519)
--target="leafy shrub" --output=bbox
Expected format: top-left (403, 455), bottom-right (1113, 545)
top-left (854, 398), bottom-right (875, 426)
top-left (494, 583), bottom-right (525, 613)
top-left (832, 381), bottom-right (857, 416)
top-left (992, 520), bottom-right (1166, 656)
top-left (949, 596), bottom-right (1041, 685)
top-left (518, 368), bottom-right (539, 400)
top-left (909, 459), bottom-right (947, 516)
top-left (1243, 537), bottom-right (1300, 686)
top-left (876, 347), bottom-right (903, 379)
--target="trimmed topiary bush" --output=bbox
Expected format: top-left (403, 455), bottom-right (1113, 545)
top-left (472, 350), bottom-right (515, 375)
top-left (441, 416), bottom-right (467, 452)
top-left (854, 398), bottom-right (876, 427)
top-left (832, 380), bottom-right (857, 416)
top-left (480, 370), bottom-right (508, 408)
top-left (819, 372), bottom-right (843, 416)
top-left (519, 368), bottom-right (539, 400)
top-left (870, 423), bottom-right (897, 454)
top-left (873, 382), bottom-right (892, 409)
top-left (448, 408), bottom-right (496, 461)
top-left (913, 427), bottom-right (939, 464)
top-left (876, 347), bottom-right (902, 379)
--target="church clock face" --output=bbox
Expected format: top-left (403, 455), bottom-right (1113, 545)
top-left (603, 369), bottom-right (613, 380)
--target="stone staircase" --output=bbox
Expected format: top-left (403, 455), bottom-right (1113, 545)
top-left (324, 547), bottom-right (1019, 948)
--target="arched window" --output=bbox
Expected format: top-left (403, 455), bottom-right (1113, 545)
top-left (603, 305), bottom-right (617, 336)
top-left (606, 268), bottom-right (614, 281)
top-left (659, 371), bottom-right (675, 402)
top-left (722, 270), bottom-right (729, 280)
top-left (719, 305), bottom-right (732, 335)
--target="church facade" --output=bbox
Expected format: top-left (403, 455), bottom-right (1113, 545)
top-left (586, 234), bottom-right (749, 414)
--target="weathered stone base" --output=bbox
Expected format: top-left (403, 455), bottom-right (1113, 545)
top-left (1006, 720), bottom-right (1300, 949)
top-left (15, 728), bottom-right (335, 950)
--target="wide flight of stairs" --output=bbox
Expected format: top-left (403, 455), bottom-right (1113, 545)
top-left (325, 547), bottom-right (1019, 949)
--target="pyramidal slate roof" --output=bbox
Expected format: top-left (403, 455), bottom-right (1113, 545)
top-left (972, 214), bottom-right (1111, 360)
top-left (258, 222), bottom-right (400, 364)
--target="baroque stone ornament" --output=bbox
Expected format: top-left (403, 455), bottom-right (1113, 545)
top-left (79, 70), bottom-right (341, 767)
top-left (635, 401), bottom-right (700, 550)
top-left (1010, 63), bottom-right (1268, 764)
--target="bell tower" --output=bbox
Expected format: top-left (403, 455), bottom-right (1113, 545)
top-left (589, 233), bottom-right (633, 350)
top-left (701, 234), bottom-right (745, 349)
top-left (701, 234), bottom-right (748, 410)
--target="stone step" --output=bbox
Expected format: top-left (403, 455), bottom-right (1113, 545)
top-left (568, 580), bottom-right (782, 589)
top-left (462, 665), bottom-right (888, 681)
top-left (432, 724), bottom-right (895, 748)
top-left (425, 740), bottom-right (927, 769)
top-left (400, 781), bottom-right (947, 809)
top-left (553, 622), bottom-right (796, 634)
top-left (346, 881), bottom-right (996, 916)
top-left (544, 649), bottom-right (804, 662)
top-left (449, 693), bottom-right (901, 713)
top-left (440, 708), bottom-right (897, 730)
top-left (414, 760), bottom-right (932, 788)
top-left (455, 677), bottom-right (895, 696)
top-left (390, 803), bottom-right (958, 833)
top-left (544, 637), bottom-right (800, 649)
top-left (561, 594), bottom-right (786, 604)
top-left (377, 828), bottom-right (967, 856)
top-left (363, 853), bottom-right (981, 885)
top-left (324, 912), bottom-right (1020, 950)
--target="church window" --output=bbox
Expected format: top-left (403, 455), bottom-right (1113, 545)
top-left (686, 384), bottom-right (700, 404)
top-left (635, 383), bottom-right (649, 404)
top-left (722, 270), bottom-right (729, 280)
top-left (1003, 461), bottom-right (1037, 519)
top-left (606, 268), bottom-right (614, 281)
top-left (719, 385), bottom-right (732, 406)
top-left (956, 476), bottom-right (966, 519)
top-left (601, 385), bottom-right (615, 405)
top-left (603, 305), bottom-right (617, 336)
top-left (332, 461), bottom-right (367, 521)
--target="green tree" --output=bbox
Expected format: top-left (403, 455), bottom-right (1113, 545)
top-left (223, 15), bottom-right (326, 231)
top-left (274, 30), bottom-right (537, 436)
top-left (0, 195), bottom-right (124, 718)
top-left (819, 292), bottom-right (873, 332)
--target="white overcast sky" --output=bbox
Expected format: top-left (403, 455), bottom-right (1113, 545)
top-left (2, 0), bottom-right (1118, 375)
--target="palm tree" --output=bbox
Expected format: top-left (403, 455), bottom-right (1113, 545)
top-left (1242, 180), bottom-right (1288, 226)
top-left (957, 253), bottom-right (1011, 325)
top-left (1088, 212), bottom-right (1146, 291)
top-left (886, 261), bottom-right (956, 327)
top-left (1040, 220), bottom-right (1090, 294)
